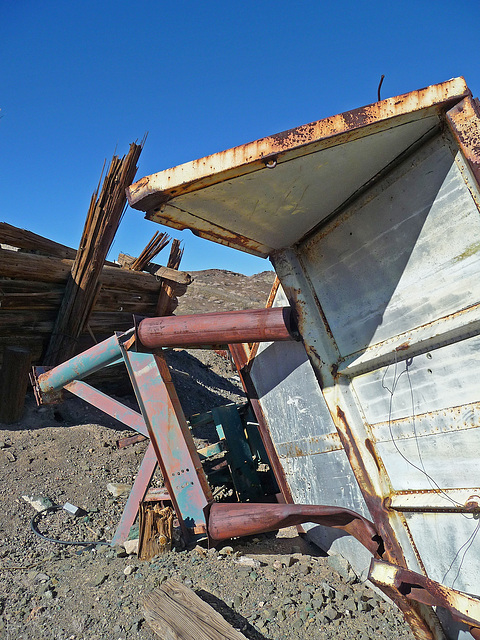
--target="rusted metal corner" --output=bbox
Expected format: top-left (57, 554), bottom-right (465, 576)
top-left (446, 95), bottom-right (480, 190)
top-left (369, 559), bottom-right (480, 638)
top-left (127, 78), bottom-right (469, 214)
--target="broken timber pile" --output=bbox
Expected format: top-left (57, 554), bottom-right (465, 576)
top-left (44, 142), bottom-right (143, 365)
top-left (0, 223), bottom-right (192, 371)
top-left (144, 579), bottom-right (248, 640)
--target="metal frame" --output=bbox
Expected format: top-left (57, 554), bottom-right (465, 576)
top-left (124, 78), bottom-right (480, 639)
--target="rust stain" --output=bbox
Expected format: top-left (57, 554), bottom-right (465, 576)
top-left (365, 438), bottom-right (381, 472)
top-left (335, 406), bottom-right (408, 568)
top-left (370, 560), bottom-right (480, 633)
top-left (146, 206), bottom-right (269, 257)
top-left (446, 96), bottom-right (480, 187)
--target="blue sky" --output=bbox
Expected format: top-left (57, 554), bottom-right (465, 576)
top-left (1, 1), bottom-right (479, 275)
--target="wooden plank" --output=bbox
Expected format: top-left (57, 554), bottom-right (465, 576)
top-left (0, 248), bottom-right (73, 283)
top-left (118, 252), bottom-right (193, 285)
top-left (0, 248), bottom-right (169, 292)
top-left (0, 311), bottom-right (57, 333)
top-left (0, 283), bottom-right (157, 313)
top-left (0, 222), bottom-right (78, 259)
top-left (0, 346), bottom-right (31, 423)
top-left (143, 579), bottom-right (247, 640)
top-left (0, 286), bottom-right (64, 309)
top-left (156, 239), bottom-right (183, 316)
top-left (100, 264), bottom-right (163, 292)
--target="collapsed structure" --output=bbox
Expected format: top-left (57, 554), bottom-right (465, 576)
top-left (31, 78), bottom-right (480, 640)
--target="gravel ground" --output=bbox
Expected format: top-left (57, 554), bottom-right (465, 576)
top-left (0, 349), bottom-right (415, 639)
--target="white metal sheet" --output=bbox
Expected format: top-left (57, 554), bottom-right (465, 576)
top-left (299, 133), bottom-right (480, 358)
top-left (156, 117), bottom-right (438, 253)
top-left (354, 335), bottom-right (480, 424)
top-left (403, 512), bottom-right (480, 594)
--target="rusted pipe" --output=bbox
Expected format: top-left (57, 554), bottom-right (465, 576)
top-left (137, 307), bottom-right (297, 349)
top-left (32, 331), bottom-right (130, 400)
top-left (207, 502), bottom-right (382, 557)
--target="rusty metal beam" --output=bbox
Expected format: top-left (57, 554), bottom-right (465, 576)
top-left (137, 307), bottom-right (297, 349)
top-left (369, 559), bottom-right (480, 638)
top-left (111, 442), bottom-right (157, 546)
top-left (32, 331), bottom-right (130, 400)
top-left (65, 380), bottom-right (147, 436)
top-left (121, 348), bottom-right (212, 538)
top-left (207, 502), bottom-right (382, 557)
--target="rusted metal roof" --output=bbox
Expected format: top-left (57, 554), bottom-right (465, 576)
top-left (127, 77), bottom-right (471, 257)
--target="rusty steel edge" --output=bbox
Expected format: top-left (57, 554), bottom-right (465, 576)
top-left (127, 78), bottom-right (470, 212)
top-left (370, 559), bottom-right (480, 638)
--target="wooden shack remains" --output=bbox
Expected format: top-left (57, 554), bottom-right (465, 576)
top-left (0, 222), bottom-right (191, 370)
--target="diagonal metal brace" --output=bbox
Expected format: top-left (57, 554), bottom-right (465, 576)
top-left (369, 559), bottom-right (480, 638)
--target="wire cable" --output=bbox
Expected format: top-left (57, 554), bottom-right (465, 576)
top-left (30, 506), bottom-right (110, 547)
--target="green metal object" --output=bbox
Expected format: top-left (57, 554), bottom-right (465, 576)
top-left (211, 404), bottom-right (264, 501)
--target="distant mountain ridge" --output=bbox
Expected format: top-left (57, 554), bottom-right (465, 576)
top-left (177, 269), bottom-right (276, 315)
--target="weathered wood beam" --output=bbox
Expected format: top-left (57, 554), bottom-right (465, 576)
top-left (0, 346), bottom-right (31, 423)
top-left (118, 252), bottom-right (192, 285)
top-left (143, 579), bottom-right (247, 640)
top-left (156, 239), bottom-right (184, 316)
top-left (0, 222), bottom-right (77, 259)
top-left (0, 248), bottom-right (191, 291)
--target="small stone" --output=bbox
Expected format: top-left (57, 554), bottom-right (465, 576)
top-left (218, 546), bottom-right (233, 556)
top-left (123, 539), bottom-right (139, 555)
top-left (106, 483), bottom-right (131, 498)
top-left (193, 545), bottom-right (206, 556)
top-left (327, 554), bottom-right (353, 582)
top-left (234, 556), bottom-right (260, 568)
top-left (281, 555), bottom-right (296, 568)
top-left (298, 564), bottom-right (312, 576)
top-left (323, 605), bottom-right (339, 621)
top-left (92, 572), bottom-right (109, 587)
top-left (124, 565), bottom-right (136, 576)
top-left (22, 495), bottom-right (55, 512)
top-left (233, 595), bottom-right (242, 609)
top-left (322, 582), bottom-right (337, 600)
